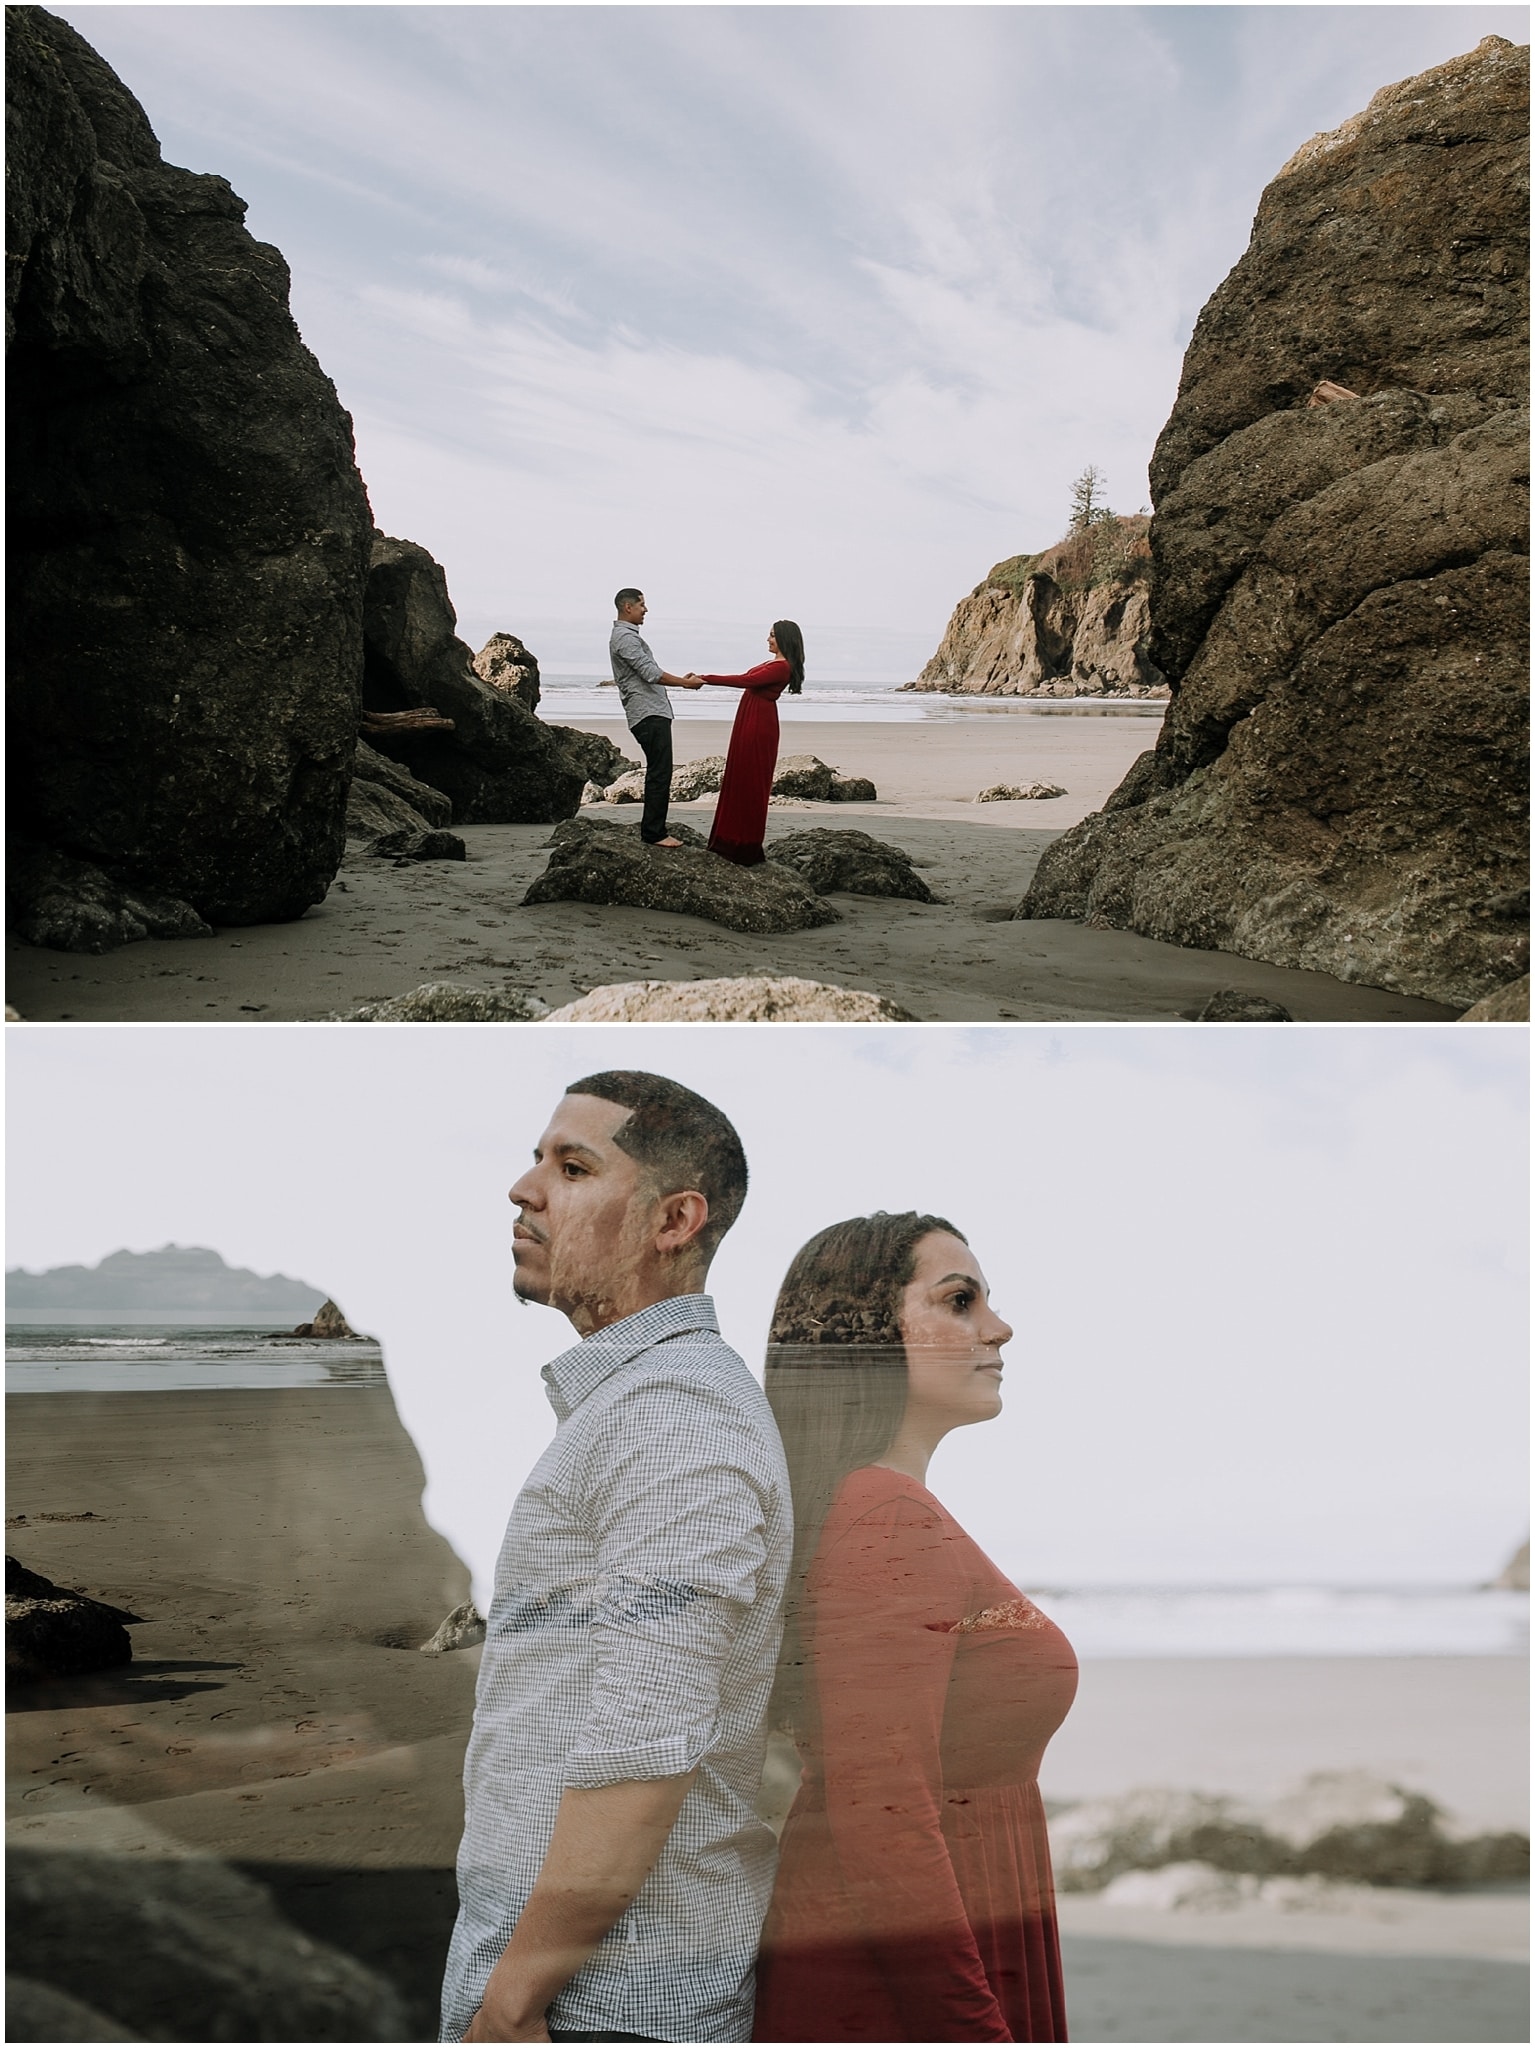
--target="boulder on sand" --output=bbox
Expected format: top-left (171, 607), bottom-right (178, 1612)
top-left (545, 976), bottom-right (915, 1023)
top-left (7, 8), bottom-right (373, 936)
top-left (829, 774), bottom-right (878, 803)
top-left (365, 828), bottom-right (466, 864)
top-left (419, 1602), bottom-right (487, 1653)
top-left (771, 755), bottom-right (837, 801)
top-left (7, 845), bottom-right (211, 954)
top-left (6, 1556), bottom-right (144, 1681)
top-left (1018, 39), bottom-right (1530, 1010)
top-left (766, 829), bottom-right (938, 902)
top-left (1196, 990), bottom-right (1293, 1022)
top-left (361, 537), bottom-right (583, 824)
top-left (1459, 973), bottom-right (1530, 1022)
top-left (472, 631), bottom-right (540, 711)
top-left (345, 779), bottom-right (435, 844)
top-left (524, 817), bottom-right (839, 934)
top-left (975, 783), bottom-right (1066, 803)
top-left (599, 755), bottom-right (724, 805)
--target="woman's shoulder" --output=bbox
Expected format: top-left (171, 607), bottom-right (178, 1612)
top-left (826, 1464), bottom-right (949, 1532)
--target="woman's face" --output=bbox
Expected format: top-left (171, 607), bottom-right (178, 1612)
top-left (897, 1230), bottom-right (1014, 1432)
top-left (767, 629), bottom-right (780, 656)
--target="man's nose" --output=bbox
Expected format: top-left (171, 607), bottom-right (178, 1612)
top-left (508, 1171), bottom-right (540, 1207)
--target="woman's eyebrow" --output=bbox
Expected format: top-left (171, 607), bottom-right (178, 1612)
top-left (931, 1271), bottom-right (985, 1291)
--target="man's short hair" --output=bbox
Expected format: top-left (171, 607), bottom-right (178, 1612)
top-left (614, 587), bottom-right (644, 612)
top-left (566, 1071), bottom-right (747, 1258)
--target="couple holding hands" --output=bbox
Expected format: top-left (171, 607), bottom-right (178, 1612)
top-left (608, 591), bottom-right (806, 865)
top-left (440, 1071), bottom-right (1077, 2044)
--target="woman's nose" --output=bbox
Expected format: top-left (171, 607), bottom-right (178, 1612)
top-left (986, 1309), bottom-right (1014, 1349)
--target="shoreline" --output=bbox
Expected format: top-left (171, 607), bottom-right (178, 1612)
top-left (5, 717), bottom-right (1460, 1024)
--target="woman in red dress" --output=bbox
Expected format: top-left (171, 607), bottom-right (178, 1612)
top-left (695, 620), bottom-right (804, 865)
top-left (754, 1212), bottom-right (1077, 2043)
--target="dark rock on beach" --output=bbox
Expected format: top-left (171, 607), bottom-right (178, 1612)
top-left (829, 774), bottom-right (878, 803)
top-left (6, 1975), bottom-right (141, 2042)
top-left (6, 7), bottom-right (374, 937)
top-left (366, 827), bottom-right (467, 864)
top-left (6, 843), bottom-right (212, 953)
top-left (1196, 990), bottom-right (1294, 1022)
top-left (771, 755), bottom-right (838, 801)
top-left (6, 1555), bottom-right (144, 1680)
top-left (361, 536), bottom-right (583, 825)
top-left (345, 778), bottom-right (436, 845)
top-left (7, 1849), bottom-right (412, 2041)
top-left (289, 1299), bottom-right (357, 1340)
top-left (1019, 38), bottom-right (1530, 1010)
top-left (525, 817), bottom-right (839, 934)
top-left (472, 630), bottom-right (541, 712)
top-left (766, 828), bottom-right (938, 902)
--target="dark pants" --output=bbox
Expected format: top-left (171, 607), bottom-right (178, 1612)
top-left (548, 2034), bottom-right (660, 2042)
top-left (630, 714), bottom-right (673, 843)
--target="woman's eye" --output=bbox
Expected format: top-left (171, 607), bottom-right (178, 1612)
top-left (951, 1290), bottom-right (974, 1312)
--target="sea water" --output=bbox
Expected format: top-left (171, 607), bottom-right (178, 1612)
top-left (5, 1323), bottom-right (386, 1393)
top-left (537, 675), bottom-right (1168, 727)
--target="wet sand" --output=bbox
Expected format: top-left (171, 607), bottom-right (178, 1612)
top-left (5, 715), bottom-right (1457, 1023)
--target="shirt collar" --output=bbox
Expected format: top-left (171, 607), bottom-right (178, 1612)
top-left (542, 1294), bottom-right (720, 1421)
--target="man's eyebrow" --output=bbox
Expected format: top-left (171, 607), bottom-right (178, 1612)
top-left (532, 1140), bottom-right (605, 1166)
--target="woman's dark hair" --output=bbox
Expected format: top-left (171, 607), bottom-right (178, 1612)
top-left (764, 1209), bottom-right (965, 1730)
top-left (772, 619), bottom-right (805, 694)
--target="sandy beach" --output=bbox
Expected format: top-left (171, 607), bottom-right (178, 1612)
top-left (4, 713), bottom-right (1458, 1024)
top-left (9, 1383), bottom-right (1526, 2041)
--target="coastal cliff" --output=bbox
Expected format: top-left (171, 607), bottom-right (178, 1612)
top-left (910, 517), bottom-right (1167, 698)
top-left (1019, 37), bottom-right (1529, 1009)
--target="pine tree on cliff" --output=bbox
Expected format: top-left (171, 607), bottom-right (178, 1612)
top-left (1068, 465), bottom-right (1114, 533)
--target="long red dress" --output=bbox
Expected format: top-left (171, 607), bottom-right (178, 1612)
top-left (701, 658), bottom-right (790, 865)
top-left (754, 1467), bottom-right (1078, 2043)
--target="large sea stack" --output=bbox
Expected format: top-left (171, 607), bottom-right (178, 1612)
top-left (1019, 38), bottom-right (1529, 1008)
top-left (6, 6), bottom-right (374, 932)
top-left (909, 517), bottom-right (1167, 699)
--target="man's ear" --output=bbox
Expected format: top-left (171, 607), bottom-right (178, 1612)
top-left (654, 1189), bottom-right (709, 1260)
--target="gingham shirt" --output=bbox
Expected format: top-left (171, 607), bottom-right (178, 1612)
top-left (439, 1295), bottom-right (791, 2043)
top-left (609, 618), bottom-right (674, 728)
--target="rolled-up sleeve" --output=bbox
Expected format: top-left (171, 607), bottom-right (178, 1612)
top-left (562, 1375), bottom-right (772, 1788)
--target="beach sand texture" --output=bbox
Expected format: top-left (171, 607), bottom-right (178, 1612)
top-left (8, 1386), bottom-right (1526, 2040)
top-left (5, 716), bottom-right (1459, 1023)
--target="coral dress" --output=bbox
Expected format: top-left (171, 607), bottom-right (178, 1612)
top-left (702, 658), bottom-right (790, 865)
top-left (754, 1468), bottom-right (1078, 2043)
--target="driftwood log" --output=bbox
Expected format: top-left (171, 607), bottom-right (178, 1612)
top-left (360, 708), bottom-right (456, 735)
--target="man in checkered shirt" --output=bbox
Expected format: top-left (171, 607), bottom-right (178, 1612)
top-left (440, 1071), bottom-right (791, 2043)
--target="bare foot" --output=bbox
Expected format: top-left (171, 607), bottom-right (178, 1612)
top-left (653, 836), bottom-right (683, 849)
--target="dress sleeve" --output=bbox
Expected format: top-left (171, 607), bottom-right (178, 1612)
top-left (561, 1374), bottom-right (775, 1789)
top-left (698, 660), bottom-right (789, 689)
top-left (807, 1492), bottom-right (1013, 2041)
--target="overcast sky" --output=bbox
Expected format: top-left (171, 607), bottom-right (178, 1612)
top-left (8, 1024), bottom-right (1528, 1600)
top-left (55, 3), bottom-right (1528, 676)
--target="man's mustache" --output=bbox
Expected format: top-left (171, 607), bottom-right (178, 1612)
top-left (512, 1216), bottom-right (548, 1247)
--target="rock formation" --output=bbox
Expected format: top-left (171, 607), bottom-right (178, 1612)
top-left (349, 743), bottom-right (454, 830)
top-left (765, 829), bottom-right (938, 902)
top-left (419, 1601), bottom-right (487, 1654)
top-left (6, 845), bottom-right (213, 953)
top-left (909, 518), bottom-right (1168, 698)
top-left (975, 783), bottom-right (1066, 803)
top-left (365, 826), bottom-right (466, 864)
top-left (1459, 974), bottom-right (1530, 1021)
top-left (6, 1556), bottom-right (144, 1680)
top-left (593, 753), bottom-right (876, 807)
top-left (1196, 991), bottom-right (1294, 1022)
top-left (290, 1299), bottom-right (356, 1340)
top-left (472, 631), bottom-right (540, 711)
top-left (1019, 38), bottom-right (1529, 1008)
top-left (554, 728), bottom-right (639, 793)
top-left (361, 536), bottom-right (583, 824)
top-left (7, 8), bottom-right (374, 937)
top-left (524, 817), bottom-right (838, 934)
top-left (545, 977), bottom-right (916, 1022)
top-left (1050, 1772), bottom-right (1529, 1893)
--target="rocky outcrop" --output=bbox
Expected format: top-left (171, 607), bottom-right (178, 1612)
top-left (1019, 39), bottom-right (1530, 1009)
top-left (6, 1556), bottom-right (143, 1679)
top-left (339, 984), bottom-right (547, 1022)
top-left (766, 829), bottom-right (938, 902)
top-left (366, 826), bottom-right (466, 863)
top-left (909, 519), bottom-right (1168, 699)
top-left (975, 783), bottom-right (1066, 803)
top-left (7, 8), bottom-right (373, 936)
top-left (361, 536), bottom-right (582, 824)
top-left (472, 631), bottom-right (540, 711)
top-left (524, 817), bottom-right (838, 934)
top-left (545, 976), bottom-right (915, 1022)
top-left (1196, 991), bottom-right (1293, 1021)
top-left (290, 1299), bottom-right (356, 1340)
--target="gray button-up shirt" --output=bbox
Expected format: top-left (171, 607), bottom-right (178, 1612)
top-left (609, 618), bottom-right (674, 728)
top-left (439, 1295), bottom-right (791, 2044)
